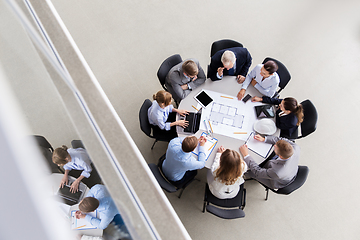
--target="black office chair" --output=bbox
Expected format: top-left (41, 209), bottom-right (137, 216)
top-left (210, 39), bottom-right (243, 57)
top-left (33, 135), bottom-right (64, 174)
top-left (148, 154), bottom-right (195, 198)
top-left (262, 57), bottom-right (291, 98)
top-left (139, 99), bottom-right (173, 149)
top-left (203, 183), bottom-right (246, 219)
top-left (157, 54), bottom-right (183, 91)
top-left (260, 165), bottom-right (309, 200)
top-left (289, 100), bottom-right (318, 140)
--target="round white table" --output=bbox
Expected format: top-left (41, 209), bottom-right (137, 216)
top-left (177, 76), bottom-right (279, 168)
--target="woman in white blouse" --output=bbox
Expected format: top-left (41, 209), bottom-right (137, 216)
top-left (207, 146), bottom-right (248, 199)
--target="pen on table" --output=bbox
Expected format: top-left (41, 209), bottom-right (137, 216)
top-left (220, 95), bottom-right (233, 99)
top-left (208, 141), bottom-right (216, 151)
top-left (192, 105), bottom-right (199, 111)
top-left (208, 120), bottom-right (214, 133)
top-left (204, 120), bottom-right (210, 135)
top-left (233, 132), bottom-right (247, 134)
top-left (74, 225), bottom-right (86, 230)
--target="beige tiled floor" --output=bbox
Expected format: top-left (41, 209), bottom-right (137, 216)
top-left (2, 0), bottom-right (360, 239)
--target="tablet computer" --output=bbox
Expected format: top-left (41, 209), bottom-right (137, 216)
top-left (194, 90), bottom-right (213, 108)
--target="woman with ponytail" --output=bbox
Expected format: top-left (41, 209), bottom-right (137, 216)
top-left (148, 90), bottom-right (189, 140)
top-left (252, 96), bottom-right (303, 138)
top-left (52, 145), bottom-right (93, 193)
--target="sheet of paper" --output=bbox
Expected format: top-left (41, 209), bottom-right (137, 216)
top-left (192, 132), bottom-right (218, 161)
top-left (198, 89), bottom-right (264, 141)
top-left (71, 209), bottom-right (98, 230)
top-left (246, 132), bottom-right (273, 158)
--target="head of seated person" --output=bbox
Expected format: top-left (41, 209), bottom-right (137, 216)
top-left (221, 50), bottom-right (236, 70)
top-left (182, 136), bottom-right (198, 153)
top-left (52, 145), bottom-right (71, 167)
top-left (274, 140), bottom-right (294, 160)
top-left (79, 197), bottom-right (100, 213)
top-left (261, 60), bottom-right (278, 78)
top-left (281, 97), bottom-right (304, 126)
top-left (182, 60), bottom-right (199, 79)
top-left (153, 90), bottom-right (172, 108)
top-left (216, 149), bottom-right (245, 185)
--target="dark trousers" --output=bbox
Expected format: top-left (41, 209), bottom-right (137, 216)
top-left (169, 170), bottom-right (197, 188)
top-left (152, 112), bottom-right (178, 141)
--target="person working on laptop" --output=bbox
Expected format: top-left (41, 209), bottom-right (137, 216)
top-left (53, 145), bottom-right (93, 193)
top-left (148, 90), bottom-right (189, 141)
top-left (208, 47), bottom-right (252, 82)
top-left (237, 60), bottom-right (280, 100)
top-left (239, 135), bottom-right (300, 189)
top-left (162, 136), bottom-right (207, 188)
top-left (251, 96), bottom-right (304, 138)
top-left (165, 59), bottom-right (206, 103)
top-left (75, 184), bottom-right (129, 235)
top-left (207, 146), bottom-right (248, 199)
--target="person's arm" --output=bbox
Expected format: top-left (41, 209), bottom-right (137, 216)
top-left (208, 54), bottom-right (223, 81)
top-left (70, 175), bottom-right (85, 193)
top-left (85, 213), bottom-right (113, 230)
top-left (254, 81), bottom-right (278, 97)
top-left (261, 96), bottom-right (282, 105)
top-left (241, 65), bottom-right (257, 90)
top-left (59, 169), bottom-right (70, 188)
top-left (238, 49), bottom-right (252, 77)
top-left (168, 71), bottom-right (189, 101)
top-left (188, 63), bottom-right (206, 90)
top-left (211, 153), bottom-right (221, 174)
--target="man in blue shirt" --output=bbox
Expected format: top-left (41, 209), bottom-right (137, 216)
top-left (162, 136), bottom-right (207, 187)
top-left (75, 184), bottom-right (124, 230)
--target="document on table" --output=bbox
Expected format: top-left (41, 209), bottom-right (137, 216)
top-left (70, 207), bottom-right (98, 230)
top-left (246, 132), bottom-right (273, 158)
top-left (192, 132), bottom-right (218, 161)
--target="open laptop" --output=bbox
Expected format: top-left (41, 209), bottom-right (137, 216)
top-left (178, 112), bottom-right (201, 134)
top-left (56, 185), bottom-right (84, 206)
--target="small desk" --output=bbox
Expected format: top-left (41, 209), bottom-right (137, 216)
top-left (177, 76), bottom-right (279, 168)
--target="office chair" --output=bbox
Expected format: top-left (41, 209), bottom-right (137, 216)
top-left (289, 100), bottom-right (318, 139)
top-left (71, 139), bottom-right (85, 149)
top-left (208, 39), bottom-right (243, 79)
top-left (203, 183), bottom-right (246, 219)
top-left (157, 54), bottom-right (183, 92)
top-left (262, 57), bottom-right (291, 98)
top-left (33, 135), bottom-right (64, 174)
top-left (210, 39), bottom-right (243, 57)
top-left (260, 165), bottom-right (309, 200)
top-left (139, 99), bottom-right (173, 149)
top-left (148, 154), bottom-right (196, 198)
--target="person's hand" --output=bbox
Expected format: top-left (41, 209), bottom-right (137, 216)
top-left (217, 146), bottom-right (225, 153)
top-left (239, 144), bottom-right (249, 156)
top-left (237, 75), bottom-right (245, 84)
top-left (177, 109), bottom-right (189, 116)
top-left (75, 210), bottom-right (86, 219)
top-left (217, 67), bottom-right (224, 77)
top-left (254, 134), bottom-right (265, 142)
top-left (250, 78), bottom-right (257, 86)
top-left (181, 84), bottom-right (188, 90)
top-left (251, 96), bottom-right (263, 102)
top-left (177, 119), bottom-right (189, 128)
top-left (237, 89), bottom-right (246, 100)
top-left (60, 175), bottom-right (68, 188)
top-left (70, 179), bottom-right (80, 193)
top-left (191, 75), bottom-right (197, 81)
top-left (198, 136), bottom-right (207, 146)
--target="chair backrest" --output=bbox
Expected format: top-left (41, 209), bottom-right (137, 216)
top-left (276, 166), bottom-right (309, 195)
top-left (203, 183), bottom-right (245, 219)
top-left (139, 99), bottom-right (153, 138)
top-left (148, 163), bottom-right (177, 193)
top-left (262, 57), bottom-right (291, 92)
top-left (71, 140), bottom-right (85, 149)
top-left (157, 54), bottom-right (183, 90)
top-left (33, 135), bottom-right (54, 152)
top-left (299, 100), bottom-right (318, 138)
top-left (210, 39), bottom-right (243, 57)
